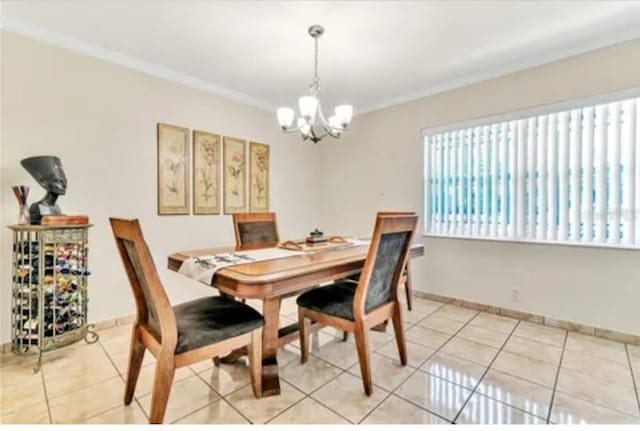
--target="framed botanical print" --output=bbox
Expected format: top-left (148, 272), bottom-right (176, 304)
top-left (193, 130), bottom-right (221, 214)
top-left (157, 123), bottom-right (189, 215)
top-left (249, 142), bottom-right (270, 212)
top-left (223, 136), bottom-right (246, 214)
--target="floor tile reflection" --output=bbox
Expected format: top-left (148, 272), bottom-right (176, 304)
top-left (2, 295), bottom-right (639, 425)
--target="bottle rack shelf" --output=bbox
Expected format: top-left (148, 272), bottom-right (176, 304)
top-left (8, 224), bottom-right (98, 372)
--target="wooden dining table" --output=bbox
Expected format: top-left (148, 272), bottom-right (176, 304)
top-left (168, 241), bottom-right (424, 397)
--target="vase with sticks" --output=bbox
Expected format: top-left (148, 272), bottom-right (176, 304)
top-left (12, 185), bottom-right (30, 225)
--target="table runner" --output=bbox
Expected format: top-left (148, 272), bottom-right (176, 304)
top-left (178, 247), bottom-right (306, 285)
top-left (178, 238), bottom-right (372, 286)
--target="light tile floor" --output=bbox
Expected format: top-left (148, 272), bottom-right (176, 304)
top-left (1, 296), bottom-right (640, 424)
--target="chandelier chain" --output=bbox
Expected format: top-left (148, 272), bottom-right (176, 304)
top-left (313, 36), bottom-right (319, 90)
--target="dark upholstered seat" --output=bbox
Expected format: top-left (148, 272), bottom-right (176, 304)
top-left (296, 281), bottom-right (358, 320)
top-left (296, 213), bottom-right (418, 396)
top-left (110, 218), bottom-right (264, 423)
top-left (298, 231), bottom-right (410, 322)
top-left (173, 296), bottom-right (264, 354)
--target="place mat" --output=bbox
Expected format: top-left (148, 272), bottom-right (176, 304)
top-left (178, 247), bottom-right (306, 285)
top-left (279, 237), bottom-right (371, 252)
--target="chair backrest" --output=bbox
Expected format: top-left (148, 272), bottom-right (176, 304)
top-left (232, 212), bottom-right (280, 246)
top-left (109, 218), bottom-right (176, 344)
top-left (353, 213), bottom-right (418, 318)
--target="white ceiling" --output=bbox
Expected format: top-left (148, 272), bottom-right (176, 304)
top-left (2, 1), bottom-right (640, 114)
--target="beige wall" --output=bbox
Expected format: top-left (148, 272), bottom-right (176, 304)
top-left (2, 29), bottom-right (640, 343)
top-left (0, 32), bottom-right (322, 343)
top-left (318, 38), bottom-right (640, 335)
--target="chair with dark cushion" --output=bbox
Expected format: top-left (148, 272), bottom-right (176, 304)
top-left (232, 211), bottom-right (351, 345)
top-left (110, 218), bottom-right (264, 424)
top-left (233, 212), bottom-right (279, 246)
top-left (297, 213), bottom-right (418, 395)
top-left (346, 211), bottom-right (416, 312)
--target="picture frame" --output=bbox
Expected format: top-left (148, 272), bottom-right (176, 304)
top-left (157, 123), bottom-right (190, 215)
top-left (223, 136), bottom-right (247, 214)
top-left (249, 141), bottom-right (270, 212)
top-left (193, 130), bottom-right (221, 214)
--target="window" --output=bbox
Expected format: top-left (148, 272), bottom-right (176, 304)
top-left (423, 93), bottom-right (640, 248)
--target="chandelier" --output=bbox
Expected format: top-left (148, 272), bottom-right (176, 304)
top-left (276, 25), bottom-right (353, 144)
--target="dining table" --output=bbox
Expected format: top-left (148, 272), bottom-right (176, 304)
top-left (167, 240), bottom-right (424, 397)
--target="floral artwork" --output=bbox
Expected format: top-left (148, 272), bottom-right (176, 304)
top-left (157, 123), bottom-right (189, 214)
top-left (249, 142), bottom-right (270, 212)
top-left (223, 136), bottom-right (246, 214)
top-left (193, 131), bottom-right (220, 214)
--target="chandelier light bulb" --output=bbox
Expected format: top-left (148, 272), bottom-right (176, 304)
top-left (277, 107), bottom-right (295, 129)
top-left (335, 105), bottom-right (354, 128)
top-left (298, 96), bottom-right (318, 123)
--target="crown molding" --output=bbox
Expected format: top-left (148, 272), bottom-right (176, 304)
top-left (356, 20), bottom-right (640, 116)
top-left (2, 14), bottom-right (640, 119)
top-left (0, 16), bottom-right (277, 113)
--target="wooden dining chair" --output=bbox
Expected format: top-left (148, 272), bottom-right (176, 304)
top-left (296, 213), bottom-right (418, 395)
top-left (233, 212), bottom-right (279, 246)
top-left (344, 211), bottom-right (416, 312)
top-left (109, 218), bottom-right (264, 424)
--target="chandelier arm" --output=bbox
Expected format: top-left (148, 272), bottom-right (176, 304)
top-left (281, 123), bottom-right (306, 134)
top-left (309, 122), bottom-right (335, 140)
top-left (317, 103), bottom-right (345, 132)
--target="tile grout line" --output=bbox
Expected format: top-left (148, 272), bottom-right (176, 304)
top-left (551, 337), bottom-right (640, 420)
top-left (458, 325), bottom-right (567, 424)
top-left (36, 299), bottom-right (444, 425)
top-left (307, 300), bottom-right (443, 369)
top-left (181, 371), bottom-right (254, 425)
top-left (442, 320), bottom-right (556, 422)
top-left (395, 310), bottom-right (510, 423)
top-left (305, 326), bottom-right (424, 423)
top-left (359, 306), bottom-right (482, 424)
top-left (307, 374), bottom-right (375, 424)
top-left (265, 395), bottom-right (317, 424)
top-left (625, 344), bottom-right (640, 416)
top-left (209, 346), bottom-right (352, 424)
top-left (545, 328), bottom-right (569, 424)
top-left (304, 301), bottom-right (450, 424)
top-left (95, 336), bottom-right (150, 422)
top-left (450, 318), bottom-right (522, 424)
top-left (39, 362), bottom-right (53, 424)
top-left (25, 302), bottom-right (503, 425)
top-left (279, 385), bottom-right (355, 424)
top-left (41, 341), bottom-right (133, 423)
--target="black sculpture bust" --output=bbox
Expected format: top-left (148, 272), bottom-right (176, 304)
top-left (20, 156), bottom-right (67, 225)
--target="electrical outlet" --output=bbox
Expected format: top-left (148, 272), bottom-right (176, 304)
top-left (511, 288), bottom-right (520, 302)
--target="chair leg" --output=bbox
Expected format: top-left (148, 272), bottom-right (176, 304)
top-left (298, 308), bottom-right (310, 364)
top-left (342, 331), bottom-right (349, 342)
top-left (148, 353), bottom-right (175, 424)
top-left (354, 322), bottom-right (373, 396)
top-left (247, 328), bottom-right (263, 398)
top-left (124, 324), bottom-right (145, 405)
top-left (212, 357), bottom-right (221, 367)
top-left (391, 303), bottom-right (408, 366)
top-left (404, 263), bottom-right (413, 311)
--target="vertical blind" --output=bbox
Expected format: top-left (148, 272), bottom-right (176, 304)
top-left (424, 96), bottom-right (640, 247)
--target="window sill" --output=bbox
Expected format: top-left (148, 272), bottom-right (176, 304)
top-left (422, 232), bottom-right (640, 251)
